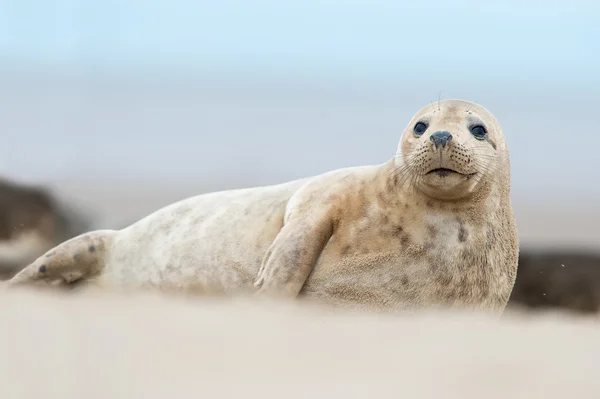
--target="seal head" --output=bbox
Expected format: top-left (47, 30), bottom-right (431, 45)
top-left (396, 99), bottom-right (506, 201)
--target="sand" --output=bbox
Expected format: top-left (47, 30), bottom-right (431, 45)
top-left (1, 288), bottom-right (599, 398)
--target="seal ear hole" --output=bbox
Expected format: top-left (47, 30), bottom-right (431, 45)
top-left (413, 122), bottom-right (428, 136)
top-left (469, 124), bottom-right (487, 140)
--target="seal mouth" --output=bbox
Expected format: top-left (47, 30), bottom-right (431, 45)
top-left (426, 168), bottom-right (458, 177)
top-left (425, 168), bottom-right (478, 179)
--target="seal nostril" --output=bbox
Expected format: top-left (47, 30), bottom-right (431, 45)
top-left (430, 131), bottom-right (453, 149)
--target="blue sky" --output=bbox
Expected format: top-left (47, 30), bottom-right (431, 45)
top-left (1, 0), bottom-right (599, 88)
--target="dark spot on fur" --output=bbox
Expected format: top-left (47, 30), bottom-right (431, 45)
top-left (445, 288), bottom-right (458, 300)
top-left (401, 275), bottom-right (409, 286)
top-left (479, 277), bottom-right (490, 298)
top-left (458, 224), bottom-right (468, 242)
top-left (437, 272), bottom-right (453, 287)
top-left (426, 200), bottom-right (433, 208)
top-left (427, 224), bottom-right (437, 237)
top-left (88, 245), bottom-right (95, 253)
top-left (341, 245), bottom-right (351, 255)
top-left (458, 282), bottom-right (470, 297)
top-left (290, 248), bottom-right (302, 263)
top-left (73, 253), bottom-right (81, 262)
top-left (401, 234), bottom-right (411, 246)
top-left (395, 225), bottom-right (404, 235)
top-left (485, 223), bottom-right (497, 249)
top-left (39, 265), bottom-right (47, 273)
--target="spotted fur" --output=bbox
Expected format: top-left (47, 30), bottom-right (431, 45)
top-left (7, 99), bottom-right (519, 314)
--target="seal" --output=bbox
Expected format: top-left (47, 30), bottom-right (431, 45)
top-left (7, 99), bottom-right (519, 313)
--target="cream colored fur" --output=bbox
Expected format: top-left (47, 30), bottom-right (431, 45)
top-left (7, 99), bottom-right (518, 313)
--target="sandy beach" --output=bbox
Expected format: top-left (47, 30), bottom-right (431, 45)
top-left (1, 288), bottom-right (599, 398)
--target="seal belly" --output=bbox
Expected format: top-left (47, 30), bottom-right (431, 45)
top-left (299, 208), bottom-right (503, 312)
top-left (300, 252), bottom-right (420, 311)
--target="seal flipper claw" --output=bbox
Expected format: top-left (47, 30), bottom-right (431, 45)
top-left (253, 276), bottom-right (264, 288)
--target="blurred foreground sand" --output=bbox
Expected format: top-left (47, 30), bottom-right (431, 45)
top-left (1, 288), bottom-right (599, 398)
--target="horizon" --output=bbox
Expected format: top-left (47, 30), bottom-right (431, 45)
top-left (1, 0), bottom-right (598, 248)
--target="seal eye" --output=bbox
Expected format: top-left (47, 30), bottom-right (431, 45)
top-left (413, 122), bottom-right (428, 135)
top-left (470, 124), bottom-right (487, 139)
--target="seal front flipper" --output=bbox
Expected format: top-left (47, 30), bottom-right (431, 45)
top-left (254, 213), bottom-right (333, 298)
top-left (7, 230), bottom-right (116, 288)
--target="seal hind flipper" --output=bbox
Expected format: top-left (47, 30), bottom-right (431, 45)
top-left (7, 230), bottom-right (116, 287)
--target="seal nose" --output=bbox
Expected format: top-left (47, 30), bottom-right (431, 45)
top-left (429, 131), bottom-right (453, 149)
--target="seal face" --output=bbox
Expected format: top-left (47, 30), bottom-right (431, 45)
top-left (8, 99), bottom-right (519, 314)
top-left (397, 101), bottom-right (502, 201)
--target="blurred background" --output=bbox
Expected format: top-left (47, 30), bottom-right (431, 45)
top-left (0, 0), bottom-right (599, 312)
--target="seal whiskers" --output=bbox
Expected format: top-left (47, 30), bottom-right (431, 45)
top-left (7, 99), bottom-right (519, 314)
